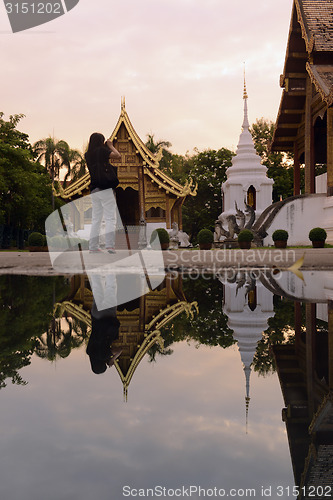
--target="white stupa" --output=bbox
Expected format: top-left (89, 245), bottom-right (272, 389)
top-left (219, 273), bottom-right (275, 430)
top-left (221, 77), bottom-right (273, 221)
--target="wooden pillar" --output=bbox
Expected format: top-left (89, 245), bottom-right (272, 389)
top-left (178, 199), bottom-right (183, 231)
top-left (328, 300), bottom-right (333, 390)
top-left (294, 301), bottom-right (302, 353)
top-left (305, 303), bottom-right (316, 416)
top-left (293, 143), bottom-right (301, 196)
top-left (138, 162), bottom-right (145, 224)
top-left (327, 107), bottom-right (333, 196)
top-left (305, 77), bottom-right (315, 194)
top-left (165, 195), bottom-right (170, 229)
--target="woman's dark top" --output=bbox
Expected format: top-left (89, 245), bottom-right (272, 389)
top-left (85, 146), bottom-right (118, 192)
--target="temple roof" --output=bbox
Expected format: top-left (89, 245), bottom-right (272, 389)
top-left (57, 99), bottom-right (197, 199)
top-left (271, 0), bottom-right (333, 152)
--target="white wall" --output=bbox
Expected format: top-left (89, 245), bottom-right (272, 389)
top-left (264, 194), bottom-right (328, 245)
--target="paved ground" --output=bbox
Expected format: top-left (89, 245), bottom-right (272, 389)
top-left (0, 248), bottom-right (332, 275)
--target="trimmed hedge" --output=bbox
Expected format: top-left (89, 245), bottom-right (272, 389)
top-left (28, 232), bottom-right (44, 247)
top-left (272, 229), bottom-right (288, 241)
top-left (309, 227), bottom-right (327, 242)
top-left (150, 228), bottom-right (170, 246)
top-left (237, 229), bottom-right (254, 242)
top-left (198, 229), bottom-right (214, 244)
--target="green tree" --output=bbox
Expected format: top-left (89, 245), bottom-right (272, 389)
top-left (148, 277), bottom-right (235, 362)
top-left (181, 148), bottom-right (234, 241)
top-left (250, 118), bottom-right (294, 202)
top-left (0, 276), bottom-right (69, 388)
top-left (0, 113), bottom-right (55, 238)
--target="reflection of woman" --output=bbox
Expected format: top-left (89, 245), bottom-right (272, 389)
top-left (87, 274), bottom-right (122, 374)
top-left (87, 306), bottom-right (121, 374)
top-left (85, 133), bottom-right (121, 254)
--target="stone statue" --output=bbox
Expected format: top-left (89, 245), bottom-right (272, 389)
top-left (169, 222), bottom-right (180, 250)
top-left (215, 201), bottom-right (256, 241)
top-left (168, 222), bottom-right (191, 248)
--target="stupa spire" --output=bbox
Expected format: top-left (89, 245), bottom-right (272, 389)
top-left (243, 64), bottom-right (248, 100)
top-left (242, 66), bottom-right (249, 129)
top-left (244, 365), bottom-right (251, 434)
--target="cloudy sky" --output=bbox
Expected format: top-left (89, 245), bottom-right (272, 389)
top-left (1, 0), bottom-right (293, 155)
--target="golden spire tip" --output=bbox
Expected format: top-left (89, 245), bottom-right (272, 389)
top-left (243, 63), bottom-right (248, 100)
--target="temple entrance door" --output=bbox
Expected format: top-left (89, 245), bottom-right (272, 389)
top-left (116, 187), bottom-right (139, 226)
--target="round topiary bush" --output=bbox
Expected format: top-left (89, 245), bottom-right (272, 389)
top-left (28, 232), bottom-right (44, 247)
top-left (272, 229), bottom-right (289, 241)
top-left (309, 227), bottom-right (327, 241)
top-left (237, 229), bottom-right (254, 242)
top-left (197, 229), bottom-right (214, 244)
top-left (49, 235), bottom-right (67, 250)
top-left (150, 228), bottom-right (170, 249)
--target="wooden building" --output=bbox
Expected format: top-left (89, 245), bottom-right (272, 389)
top-left (271, 0), bottom-right (333, 198)
top-left (58, 99), bottom-right (196, 231)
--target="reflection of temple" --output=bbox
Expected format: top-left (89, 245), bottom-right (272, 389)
top-left (219, 272), bottom-right (275, 424)
top-left (273, 301), bottom-right (333, 498)
top-left (55, 274), bottom-right (198, 399)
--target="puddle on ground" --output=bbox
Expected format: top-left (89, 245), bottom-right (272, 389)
top-left (0, 270), bottom-right (332, 500)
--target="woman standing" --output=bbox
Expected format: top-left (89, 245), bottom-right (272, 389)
top-left (85, 133), bottom-right (121, 253)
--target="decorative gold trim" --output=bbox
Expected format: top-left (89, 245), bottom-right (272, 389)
top-left (115, 300), bottom-right (199, 400)
top-left (145, 201), bottom-right (166, 211)
top-left (306, 63), bottom-right (333, 107)
top-left (308, 391), bottom-right (333, 434)
top-left (295, 0), bottom-right (312, 54)
top-left (53, 301), bottom-right (92, 326)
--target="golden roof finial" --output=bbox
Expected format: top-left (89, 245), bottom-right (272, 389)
top-left (245, 396), bottom-right (250, 434)
top-left (243, 62), bottom-right (248, 100)
top-left (121, 96), bottom-right (126, 112)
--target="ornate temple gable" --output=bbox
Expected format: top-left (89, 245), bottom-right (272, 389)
top-left (110, 99), bottom-right (197, 199)
top-left (271, 0), bottom-right (333, 153)
top-left (110, 98), bottom-right (161, 171)
top-left (58, 99), bottom-right (197, 201)
top-left (300, 0), bottom-right (333, 53)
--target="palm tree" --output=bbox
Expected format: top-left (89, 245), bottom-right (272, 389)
top-left (33, 137), bottom-right (71, 209)
top-left (62, 149), bottom-right (87, 187)
top-left (145, 134), bottom-right (171, 154)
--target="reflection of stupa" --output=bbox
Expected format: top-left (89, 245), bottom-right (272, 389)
top-left (55, 274), bottom-right (198, 399)
top-left (219, 272), bottom-right (275, 427)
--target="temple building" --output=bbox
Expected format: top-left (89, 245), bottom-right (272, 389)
top-left (221, 80), bottom-right (273, 222)
top-left (58, 99), bottom-right (196, 239)
top-left (271, 0), bottom-right (333, 240)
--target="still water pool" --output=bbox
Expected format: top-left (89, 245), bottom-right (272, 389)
top-left (0, 272), bottom-right (331, 500)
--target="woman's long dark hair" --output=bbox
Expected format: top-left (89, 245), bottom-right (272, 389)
top-left (86, 132), bottom-right (105, 156)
